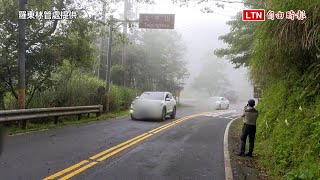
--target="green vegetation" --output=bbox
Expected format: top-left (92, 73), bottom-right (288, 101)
top-left (0, 0), bottom-right (188, 110)
top-left (4, 62), bottom-right (137, 111)
top-left (215, 0), bottom-right (320, 179)
top-left (215, 12), bottom-right (255, 68)
top-left (256, 77), bottom-right (320, 179)
top-left (112, 30), bottom-right (189, 92)
top-left (0, 0), bottom-right (188, 131)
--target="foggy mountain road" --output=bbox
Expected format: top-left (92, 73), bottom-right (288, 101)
top-left (0, 104), bottom-right (241, 180)
top-left (1, 0), bottom-right (317, 178)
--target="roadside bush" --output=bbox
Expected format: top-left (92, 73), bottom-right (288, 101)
top-left (108, 85), bottom-right (137, 111)
top-left (255, 69), bottom-right (320, 179)
top-left (4, 69), bottom-right (137, 112)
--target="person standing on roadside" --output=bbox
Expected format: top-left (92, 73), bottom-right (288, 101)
top-left (238, 99), bottom-right (259, 157)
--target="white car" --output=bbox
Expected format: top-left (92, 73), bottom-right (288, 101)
top-left (208, 96), bottom-right (230, 110)
top-left (130, 92), bottom-right (177, 121)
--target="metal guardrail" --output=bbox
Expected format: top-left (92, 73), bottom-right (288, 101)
top-left (0, 105), bottom-right (103, 128)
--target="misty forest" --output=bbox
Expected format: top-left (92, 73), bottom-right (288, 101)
top-left (0, 0), bottom-right (320, 179)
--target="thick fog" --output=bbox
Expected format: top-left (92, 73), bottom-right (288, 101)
top-left (126, 0), bottom-right (253, 102)
top-left (176, 13), bottom-right (252, 101)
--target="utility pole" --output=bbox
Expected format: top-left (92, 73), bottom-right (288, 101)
top-left (105, 16), bottom-right (113, 111)
top-left (18, 0), bottom-right (27, 128)
top-left (122, 0), bottom-right (129, 86)
top-left (99, 2), bottom-right (107, 80)
top-left (105, 15), bottom-right (139, 111)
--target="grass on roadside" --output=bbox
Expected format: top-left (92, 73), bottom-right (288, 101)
top-left (9, 110), bottom-right (129, 135)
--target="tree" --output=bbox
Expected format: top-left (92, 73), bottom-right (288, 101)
top-left (192, 55), bottom-right (230, 96)
top-left (214, 12), bottom-right (256, 68)
top-left (244, 0), bottom-right (319, 86)
top-left (0, 0), bottom-right (96, 108)
top-left (138, 30), bottom-right (189, 92)
top-left (0, 88), bottom-right (5, 109)
top-left (112, 30), bottom-right (189, 92)
top-left (110, 64), bottom-right (124, 86)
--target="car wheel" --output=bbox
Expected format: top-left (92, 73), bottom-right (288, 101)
top-left (159, 108), bottom-right (166, 122)
top-left (170, 106), bottom-right (176, 119)
top-left (131, 114), bottom-right (137, 120)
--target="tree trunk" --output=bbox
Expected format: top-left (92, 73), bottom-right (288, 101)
top-left (0, 90), bottom-right (5, 110)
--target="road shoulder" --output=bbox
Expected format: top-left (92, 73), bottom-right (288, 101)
top-left (8, 110), bottom-right (129, 135)
top-left (228, 118), bottom-right (269, 180)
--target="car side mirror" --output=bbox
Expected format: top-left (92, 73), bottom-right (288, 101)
top-left (135, 96), bottom-right (139, 99)
top-left (165, 98), bottom-right (170, 101)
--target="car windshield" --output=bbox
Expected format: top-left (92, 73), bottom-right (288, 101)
top-left (139, 92), bottom-right (165, 100)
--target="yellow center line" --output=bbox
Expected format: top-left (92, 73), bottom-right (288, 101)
top-left (43, 112), bottom-right (214, 180)
top-left (148, 117), bottom-right (188, 133)
top-left (149, 122), bottom-right (177, 134)
top-left (97, 133), bottom-right (154, 161)
top-left (43, 160), bottom-right (89, 180)
top-left (96, 119), bottom-right (187, 163)
top-left (58, 133), bottom-right (155, 179)
top-left (43, 117), bottom-right (189, 180)
top-left (58, 162), bottom-right (98, 180)
top-left (96, 116), bottom-right (197, 163)
top-left (89, 117), bottom-right (188, 160)
top-left (89, 132), bottom-right (149, 160)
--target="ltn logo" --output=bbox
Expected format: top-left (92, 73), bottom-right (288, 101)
top-left (242, 9), bottom-right (265, 21)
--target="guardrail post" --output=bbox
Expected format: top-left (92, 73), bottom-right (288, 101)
top-left (21, 120), bottom-right (27, 129)
top-left (54, 117), bottom-right (58, 124)
top-left (97, 105), bottom-right (103, 117)
top-left (78, 114), bottom-right (81, 120)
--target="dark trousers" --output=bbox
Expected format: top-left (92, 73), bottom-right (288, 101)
top-left (240, 123), bottom-right (256, 155)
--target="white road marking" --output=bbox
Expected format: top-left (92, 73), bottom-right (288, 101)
top-left (221, 114), bottom-right (243, 119)
top-left (224, 117), bottom-right (238, 180)
top-left (203, 110), bottom-right (236, 117)
top-left (218, 116), bottom-right (234, 119)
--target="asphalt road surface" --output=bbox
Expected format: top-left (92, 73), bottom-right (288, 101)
top-left (0, 100), bottom-right (243, 180)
